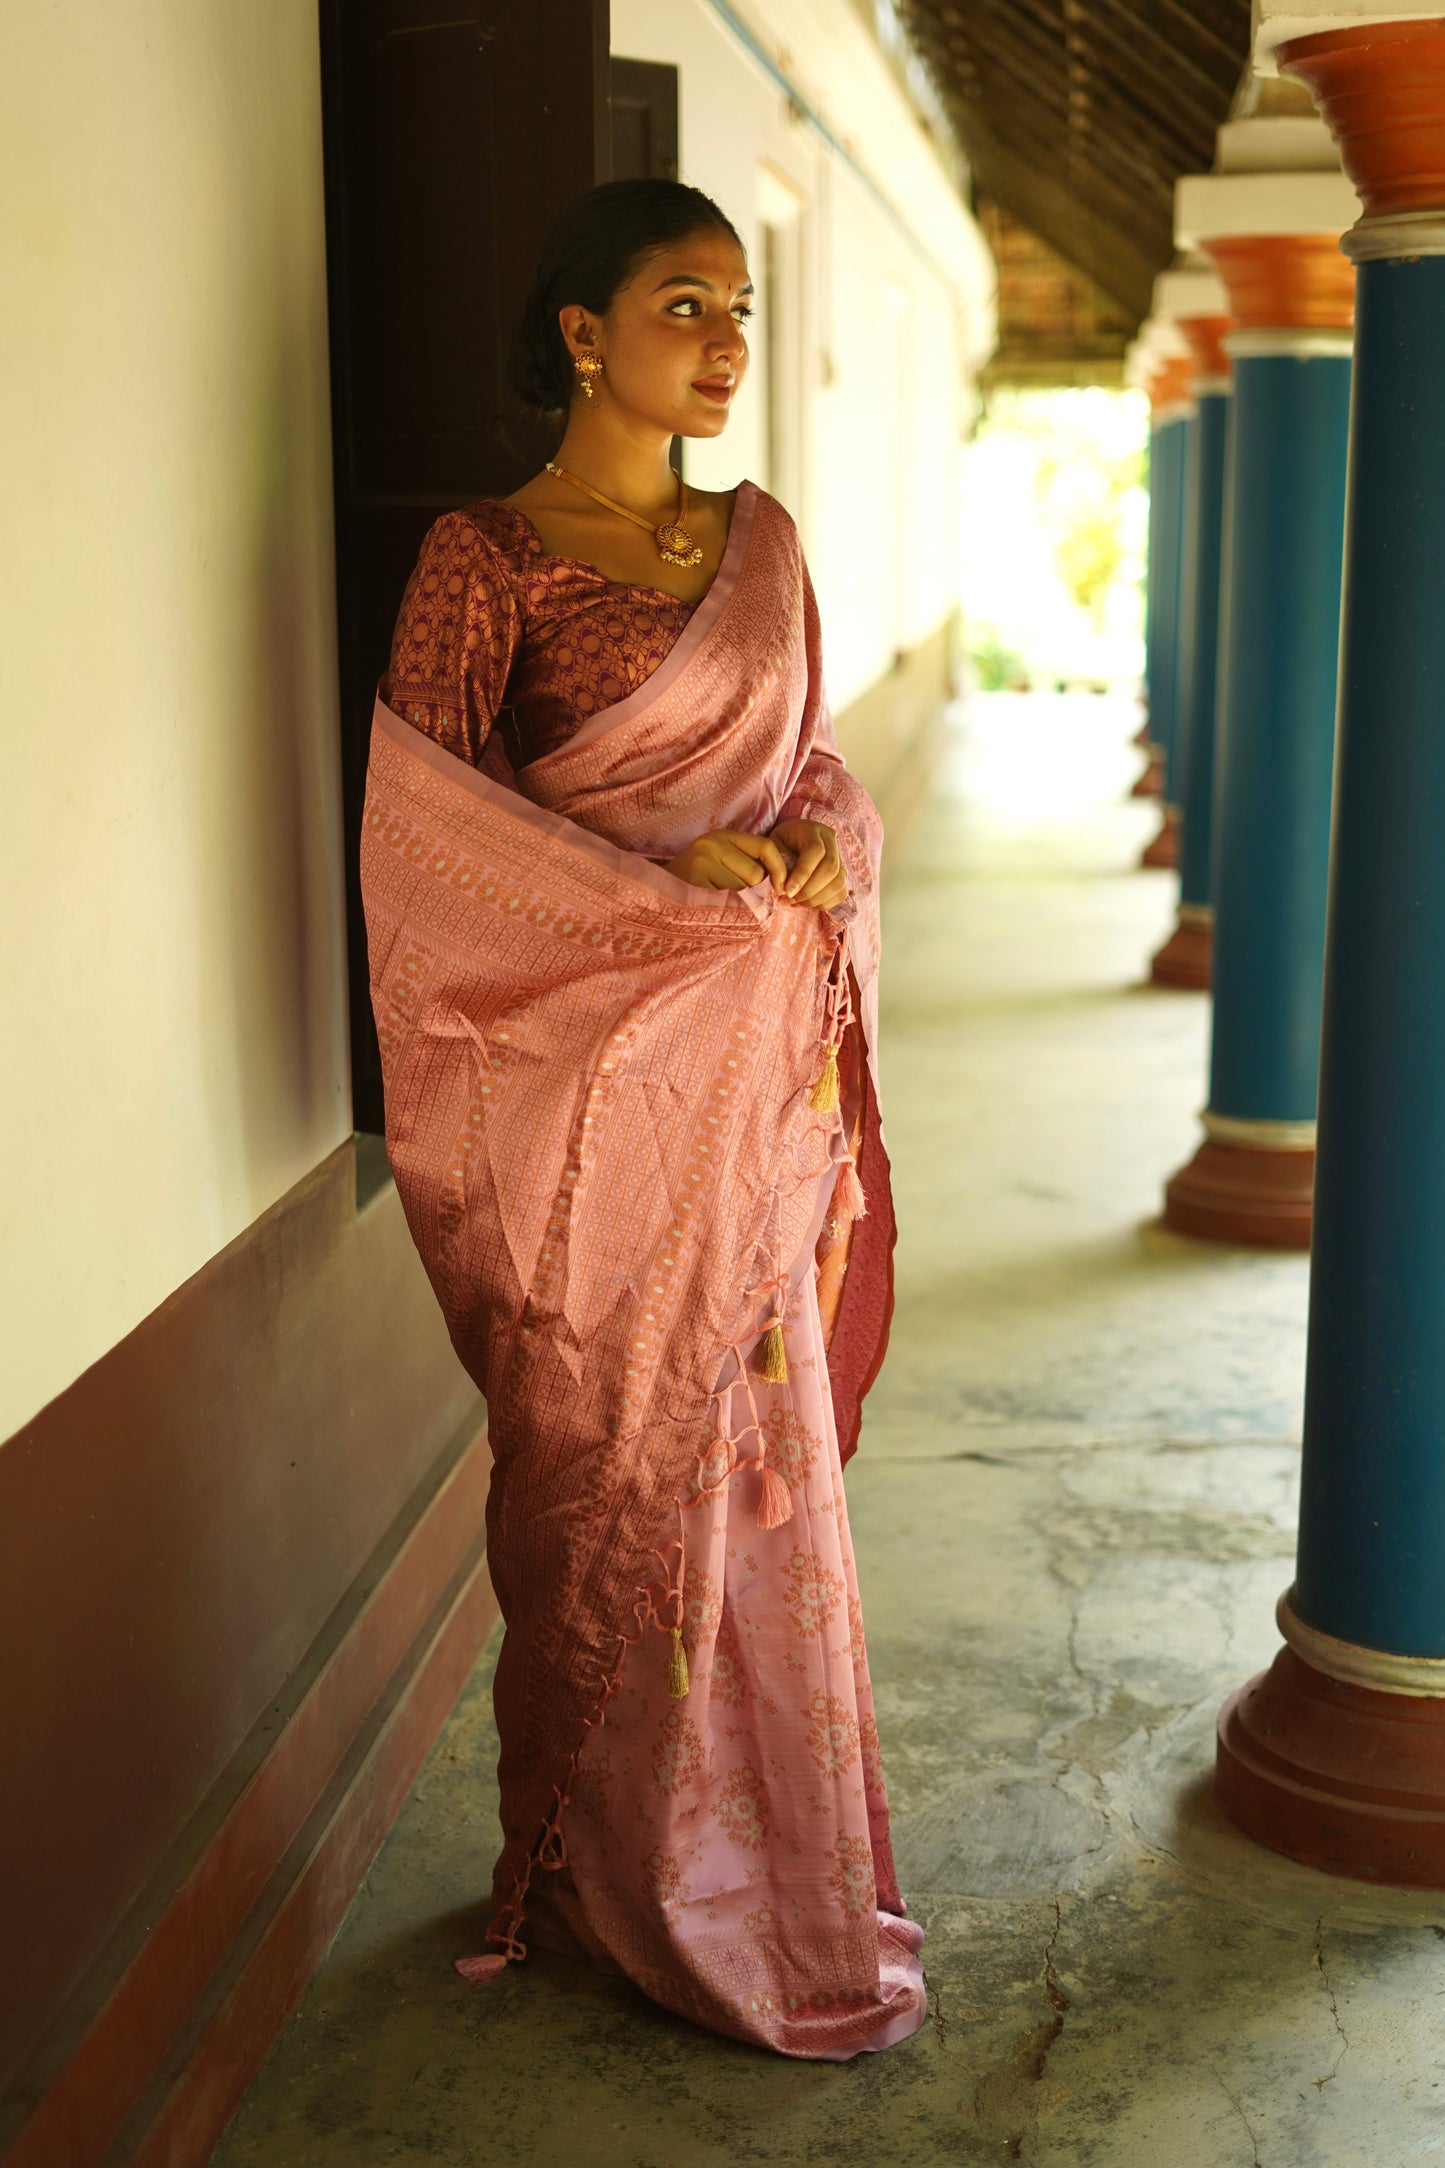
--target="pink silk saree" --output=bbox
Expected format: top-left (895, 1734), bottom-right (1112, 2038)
top-left (359, 481), bottom-right (924, 2057)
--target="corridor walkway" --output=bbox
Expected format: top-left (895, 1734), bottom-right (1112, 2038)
top-left (214, 694), bottom-right (1444, 2167)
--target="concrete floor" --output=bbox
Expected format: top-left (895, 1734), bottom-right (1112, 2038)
top-left (214, 694), bottom-right (1445, 2167)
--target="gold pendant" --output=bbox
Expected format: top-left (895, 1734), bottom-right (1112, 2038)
top-left (654, 520), bottom-right (704, 568)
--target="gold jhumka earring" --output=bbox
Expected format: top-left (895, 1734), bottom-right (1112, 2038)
top-left (574, 351), bottom-right (603, 401)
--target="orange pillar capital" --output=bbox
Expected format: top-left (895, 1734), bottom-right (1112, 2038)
top-left (1146, 352), bottom-right (1196, 421)
top-left (1203, 233), bottom-right (1355, 332)
top-left (1174, 313), bottom-right (1235, 391)
top-left (1281, 18), bottom-right (1445, 249)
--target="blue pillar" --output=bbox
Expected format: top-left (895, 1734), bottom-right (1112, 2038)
top-left (1210, 14), bottom-right (1445, 1892)
top-left (1210, 347), bottom-right (1349, 1120)
top-left (1178, 389), bottom-right (1230, 914)
top-left (1171, 413), bottom-right (1202, 833)
top-left (1142, 417), bottom-right (1164, 726)
top-left (1296, 253), bottom-right (1445, 1655)
top-left (1150, 377), bottom-right (1230, 986)
top-left (1140, 406), bottom-right (1194, 872)
top-left (1217, 219), bottom-right (1445, 1885)
top-left (1145, 414), bottom-right (1187, 796)
top-left (1164, 333), bottom-right (1352, 1246)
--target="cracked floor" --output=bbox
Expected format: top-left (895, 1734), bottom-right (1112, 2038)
top-left (213, 694), bottom-right (1445, 2166)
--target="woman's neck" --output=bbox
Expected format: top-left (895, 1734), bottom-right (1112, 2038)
top-left (549, 409), bottom-right (681, 519)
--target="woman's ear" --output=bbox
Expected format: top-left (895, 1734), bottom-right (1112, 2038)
top-left (558, 305), bottom-right (600, 362)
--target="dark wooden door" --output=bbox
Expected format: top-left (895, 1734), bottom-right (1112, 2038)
top-left (609, 57), bottom-right (678, 181)
top-left (608, 56), bottom-right (683, 479)
top-left (319, 0), bottom-right (611, 1133)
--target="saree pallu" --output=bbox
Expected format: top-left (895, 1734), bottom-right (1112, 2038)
top-left (360, 482), bottom-right (923, 2057)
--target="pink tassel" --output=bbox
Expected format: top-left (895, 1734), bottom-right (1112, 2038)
top-left (455, 1952), bottom-right (512, 1983)
top-left (758, 1460), bottom-right (794, 1529)
top-left (835, 1157), bottom-right (867, 1221)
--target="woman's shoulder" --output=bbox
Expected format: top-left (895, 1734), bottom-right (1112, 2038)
top-left (393, 503), bottom-right (539, 672)
top-left (738, 482), bottom-right (806, 580)
top-left (741, 480), bottom-right (800, 542)
top-left (413, 499), bottom-right (545, 587)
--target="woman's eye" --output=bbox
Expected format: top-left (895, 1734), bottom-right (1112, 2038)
top-left (665, 298), bottom-right (753, 322)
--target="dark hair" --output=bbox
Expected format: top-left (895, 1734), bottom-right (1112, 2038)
top-left (505, 178), bottom-right (744, 417)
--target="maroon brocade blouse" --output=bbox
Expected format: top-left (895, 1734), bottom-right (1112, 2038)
top-left (385, 500), bottom-right (697, 771)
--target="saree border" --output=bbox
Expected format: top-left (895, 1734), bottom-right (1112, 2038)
top-left (515, 478), bottom-right (764, 771)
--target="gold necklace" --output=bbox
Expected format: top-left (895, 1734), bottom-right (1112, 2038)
top-left (544, 459), bottom-right (704, 568)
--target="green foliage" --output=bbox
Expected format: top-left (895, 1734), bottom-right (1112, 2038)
top-left (966, 629), bottom-right (1029, 692)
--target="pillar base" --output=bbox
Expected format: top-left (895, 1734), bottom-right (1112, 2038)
top-left (1163, 1131), bottom-right (1314, 1248)
top-left (1216, 1643), bottom-right (1445, 1888)
top-left (1139, 805), bottom-right (1180, 870)
top-left (1130, 747), bottom-right (1167, 798)
top-left (1149, 905), bottom-right (1212, 989)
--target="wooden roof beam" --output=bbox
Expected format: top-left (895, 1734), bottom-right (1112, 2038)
top-left (1000, 0), bottom-right (1222, 167)
top-left (1085, 0), bottom-right (1242, 106)
top-left (964, 122), bottom-right (1169, 314)
top-left (1140, 0), bottom-right (1251, 74)
top-left (953, 8), bottom-right (1213, 185)
top-left (939, 59), bottom-right (1176, 206)
top-left (1059, 0), bottom-right (1235, 124)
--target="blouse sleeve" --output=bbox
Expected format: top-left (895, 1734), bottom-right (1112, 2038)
top-left (385, 509), bottom-right (522, 767)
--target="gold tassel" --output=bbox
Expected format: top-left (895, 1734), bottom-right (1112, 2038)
top-left (809, 1046), bottom-right (840, 1113)
top-left (759, 1321), bottom-right (789, 1383)
top-left (667, 1626), bottom-right (690, 1698)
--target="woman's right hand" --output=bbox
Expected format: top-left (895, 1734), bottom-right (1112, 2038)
top-left (663, 829), bottom-right (793, 893)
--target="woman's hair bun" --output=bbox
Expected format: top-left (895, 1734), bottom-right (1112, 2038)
top-left (504, 177), bottom-right (743, 419)
top-left (507, 284), bottom-right (575, 415)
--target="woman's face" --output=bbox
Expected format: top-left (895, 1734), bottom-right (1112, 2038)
top-left (563, 226), bottom-right (753, 439)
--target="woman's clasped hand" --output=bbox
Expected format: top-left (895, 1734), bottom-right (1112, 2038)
top-left (663, 816), bottom-right (847, 907)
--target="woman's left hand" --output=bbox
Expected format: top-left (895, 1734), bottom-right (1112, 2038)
top-left (768, 818), bottom-right (849, 908)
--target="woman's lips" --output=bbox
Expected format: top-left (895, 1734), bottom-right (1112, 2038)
top-left (691, 380), bottom-right (733, 405)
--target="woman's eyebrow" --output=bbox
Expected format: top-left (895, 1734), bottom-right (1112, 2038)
top-left (651, 274), bottom-right (756, 297)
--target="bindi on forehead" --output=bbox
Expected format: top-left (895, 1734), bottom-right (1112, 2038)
top-left (649, 272), bottom-right (755, 297)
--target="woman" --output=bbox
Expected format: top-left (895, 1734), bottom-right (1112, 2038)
top-left (360, 178), bottom-right (924, 2059)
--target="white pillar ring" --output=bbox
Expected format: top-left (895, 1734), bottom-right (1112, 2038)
top-left (1225, 329), bottom-right (1354, 362)
top-left (1345, 213), bottom-right (1445, 264)
top-left (1202, 1110), bottom-right (1317, 1151)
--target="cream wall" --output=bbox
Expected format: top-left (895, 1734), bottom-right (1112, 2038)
top-left (0, 1), bottom-right (349, 1438)
top-left (610, 0), bottom-right (996, 711)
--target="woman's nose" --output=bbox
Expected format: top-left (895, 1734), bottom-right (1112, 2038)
top-left (707, 315), bottom-right (746, 363)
